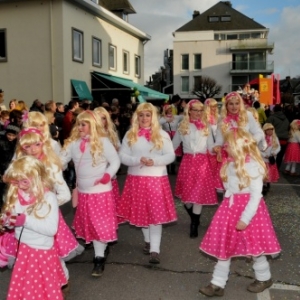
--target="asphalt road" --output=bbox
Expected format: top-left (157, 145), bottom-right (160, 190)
top-left (1, 165), bottom-right (300, 300)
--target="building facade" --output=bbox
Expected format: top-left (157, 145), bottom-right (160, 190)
top-left (172, 1), bottom-right (274, 99)
top-left (0, 0), bottom-right (150, 105)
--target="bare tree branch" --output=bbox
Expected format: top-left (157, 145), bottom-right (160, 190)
top-left (192, 76), bottom-right (222, 101)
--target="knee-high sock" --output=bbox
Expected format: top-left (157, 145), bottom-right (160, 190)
top-left (149, 224), bottom-right (162, 253)
top-left (60, 259), bottom-right (69, 280)
top-left (142, 227), bottom-right (150, 243)
top-left (252, 255), bottom-right (271, 281)
top-left (193, 204), bottom-right (203, 215)
top-left (285, 162), bottom-right (291, 171)
top-left (211, 259), bottom-right (231, 289)
top-left (93, 240), bottom-right (107, 257)
top-left (291, 162), bottom-right (297, 173)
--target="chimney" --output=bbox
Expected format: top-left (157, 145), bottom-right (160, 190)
top-left (223, 1), bottom-right (232, 7)
top-left (193, 10), bottom-right (200, 19)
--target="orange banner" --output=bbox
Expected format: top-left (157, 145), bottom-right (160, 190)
top-left (259, 78), bottom-right (273, 105)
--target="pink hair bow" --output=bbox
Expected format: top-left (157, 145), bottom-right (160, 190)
top-left (19, 127), bottom-right (43, 138)
top-left (21, 111), bottom-right (29, 123)
top-left (138, 128), bottom-right (151, 141)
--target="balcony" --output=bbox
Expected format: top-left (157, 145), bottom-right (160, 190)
top-left (230, 60), bottom-right (274, 75)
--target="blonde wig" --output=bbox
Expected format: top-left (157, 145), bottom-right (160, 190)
top-left (23, 111), bottom-right (51, 141)
top-left (289, 119), bottom-right (300, 138)
top-left (161, 104), bottom-right (174, 122)
top-left (262, 123), bottom-right (279, 149)
top-left (247, 107), bottom-right (259, 124)
top-left (127, 102), bottom-right (163, 150)
top-left (220, 92), bottom-right (248, 134)
top-left (178, 99), bottom-right (208, 136)
top-left (15, 127), bottom-right (62, 170)
top-left (94, 107), bottom-right (119, 150)
top-left (63, 110), bottom-right (106, 166)
top-left (2, 156), bottom-right (54, 219)
top-left (204, 98), bottom-right (219, 125)
top-left (220, 128), bottom-right (267, 189)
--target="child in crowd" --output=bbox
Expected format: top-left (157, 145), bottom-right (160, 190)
top-left (173, 100), bottom-right (217, 238)
top-left (2, 156), bottom-right (67, 299)
top-left (23, 111), bottom-right (61, 155)
top-left (284, 119), bottom-right (300, 176)
top-left (159, 104), bottom-right (183, 174)
top-left (0, 123), bottom-right (20, 208)
top-left (199, 129), bottom-right (281, 297)
top-left (15, 127), bottom-right (84, 290)
top-left (94, 107), bottom-right (123, 224)
top-left (204, 98), bottom-right (223, 192)
top-left (259, 123), bottom-right (280, 194)
top-left (60, 110), bottom-right (120, 277)
top-left (118, 102), bottom-right (177, 264)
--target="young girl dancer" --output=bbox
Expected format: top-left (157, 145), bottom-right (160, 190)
top-left (15, 127), bottom-right (83, 286)
top-left (159, 104), bottom-right (183, 174)
top-left (94, 107), bottom-right (123, 224)
top-left (173, 99), bottom-right (217, 238)
top-left (204, 98), bottom-right (223, 192)
top-left (284, 119), bottom-right (300, 176)
top-left (259, 123), bottom-right (280, 194)
top-left (199, 129), bottom-right (281, 297)
top-left (118, 102), bottom-right (177, 264)
top-left (60, 110), bottom-right (120, 277)
top-left (22, 111), bottom-right (61, 155)
top-left (2, 156), bottom-right (66, 299)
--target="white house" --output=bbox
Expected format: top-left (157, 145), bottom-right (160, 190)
top-left (172, 1), bottom-right (274, 99)
top-left (0, 0), bottom-right (164, 106)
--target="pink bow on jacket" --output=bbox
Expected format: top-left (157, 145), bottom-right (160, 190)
top-left (138, 128), bottom-right (151, 141)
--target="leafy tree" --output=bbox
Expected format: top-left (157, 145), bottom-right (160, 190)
top-left (192, 76), bottom-right (222, 101)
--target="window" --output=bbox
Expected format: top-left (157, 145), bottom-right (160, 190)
top-left (0, 29), bottom-right (7, 62)
top-left (72, 28), bottom-right (83, 63)
top-left (227, 34), bottom-right (238, 40)
top-left (123, 50), bottom-right (129, 74)
top-left (209, 16), bottom-right (219, 22)
top-left (181, 54), bottom-right (189, 70)
top-left (194, 76), bottom-right (202, 90)
top-left (135, 55), bottom-right (141, 77)
top-left (181, 76), bottom-right (189, 93)
top-left (92, 37), bottom-right (101, 67)
top-left (194, 54), bottom-right (201, 70)
top-left (239, 33), bottom-right (250, 40)
top-left (109, 44), bottom-right (117, 70)
top-left (221, 16), bottom-right (231, 22)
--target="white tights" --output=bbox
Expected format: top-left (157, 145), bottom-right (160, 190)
top-left (211, 255), bottom-right (271, 288)
top-left (185, 203), bottom-right (203, 215)
top-left (285, 162), bottom-right (297, 173)
top-left (141, 224), bottom-right (162, 253)
top-left (93, 240), bottom-right (107, 257)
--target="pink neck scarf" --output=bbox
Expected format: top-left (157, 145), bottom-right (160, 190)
top-left (190, 119), bottom-right (205, 130)
top-left (225, 113), bottom-right (239, 123)
top-left (18, 189), bottom-right (35, 206)
top-left (138, 128), bottom-right (151, 141)
top-left (80, 137), bottom-right (90, 153)
top-left (266, 135), bottom-right (272, 147)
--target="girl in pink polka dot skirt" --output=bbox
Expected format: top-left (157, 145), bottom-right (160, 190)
top-left (213, 92), bottom-right (265, 187)
top-left (118, 102), bottom-right (177, 264)
top-left (15, 128), bottom-right (84, 282)
top-left (204, 98), bottom-right (223, 192)
top-left (283, 119), bottom-right (300, 175)
top-left (199, 129), bottom-right (281, 297)
top-left (172, 99), bottom-right (217, 238)
top-left (94, 107), bottom-right (124, 225)
top-left (61, 110), bottom-right (120, 277)
top-left (259, 123), bottom-right (280, 194)
top-left (2, 156), bottom-right (67, 300)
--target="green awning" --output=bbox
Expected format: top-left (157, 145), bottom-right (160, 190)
top-left (71, 79), bottom-right (93, 101)
top-left (93, 72), bottom-right (169, 102)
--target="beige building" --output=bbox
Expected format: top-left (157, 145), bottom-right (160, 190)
top-left (172, 1), bottom-right (274, 99)
top-left (0, 0), bottom-right (153, 106)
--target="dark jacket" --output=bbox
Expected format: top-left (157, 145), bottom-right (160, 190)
top-left (266, 112), bottom-right (290, 140)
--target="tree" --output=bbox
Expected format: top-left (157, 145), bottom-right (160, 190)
top-left (192, 76), bottom-right (222, 101)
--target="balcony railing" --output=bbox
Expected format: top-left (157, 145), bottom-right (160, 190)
top-left (230, 60), bottom-right (274, 73)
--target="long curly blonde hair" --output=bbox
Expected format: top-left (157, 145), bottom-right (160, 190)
top-left (94, 107), bottom-right (119, 151)
top-left (2, 156), bottom-right (54, 219)
top-left (204, 98), bottom-right (219, 125)
top-left (289, 119), bottom-right (300, 138)
top-left (220, 128), bottom-right (267, 189)
top-left (220, 92), bottom-right (248, 134)
top-left (262, 123), bottom-right (279, 149)
top-left (63, 110), bottom-right (106, 166)
top-left (127, 102), bottom-right (163, 150)
top-left (15, 127), bottom-right (62, 170)
top-left (178, 100), bottom-right (208, 136)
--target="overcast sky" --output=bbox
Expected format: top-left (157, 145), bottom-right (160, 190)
top-left (129, 0), bottom-right (300, 83)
